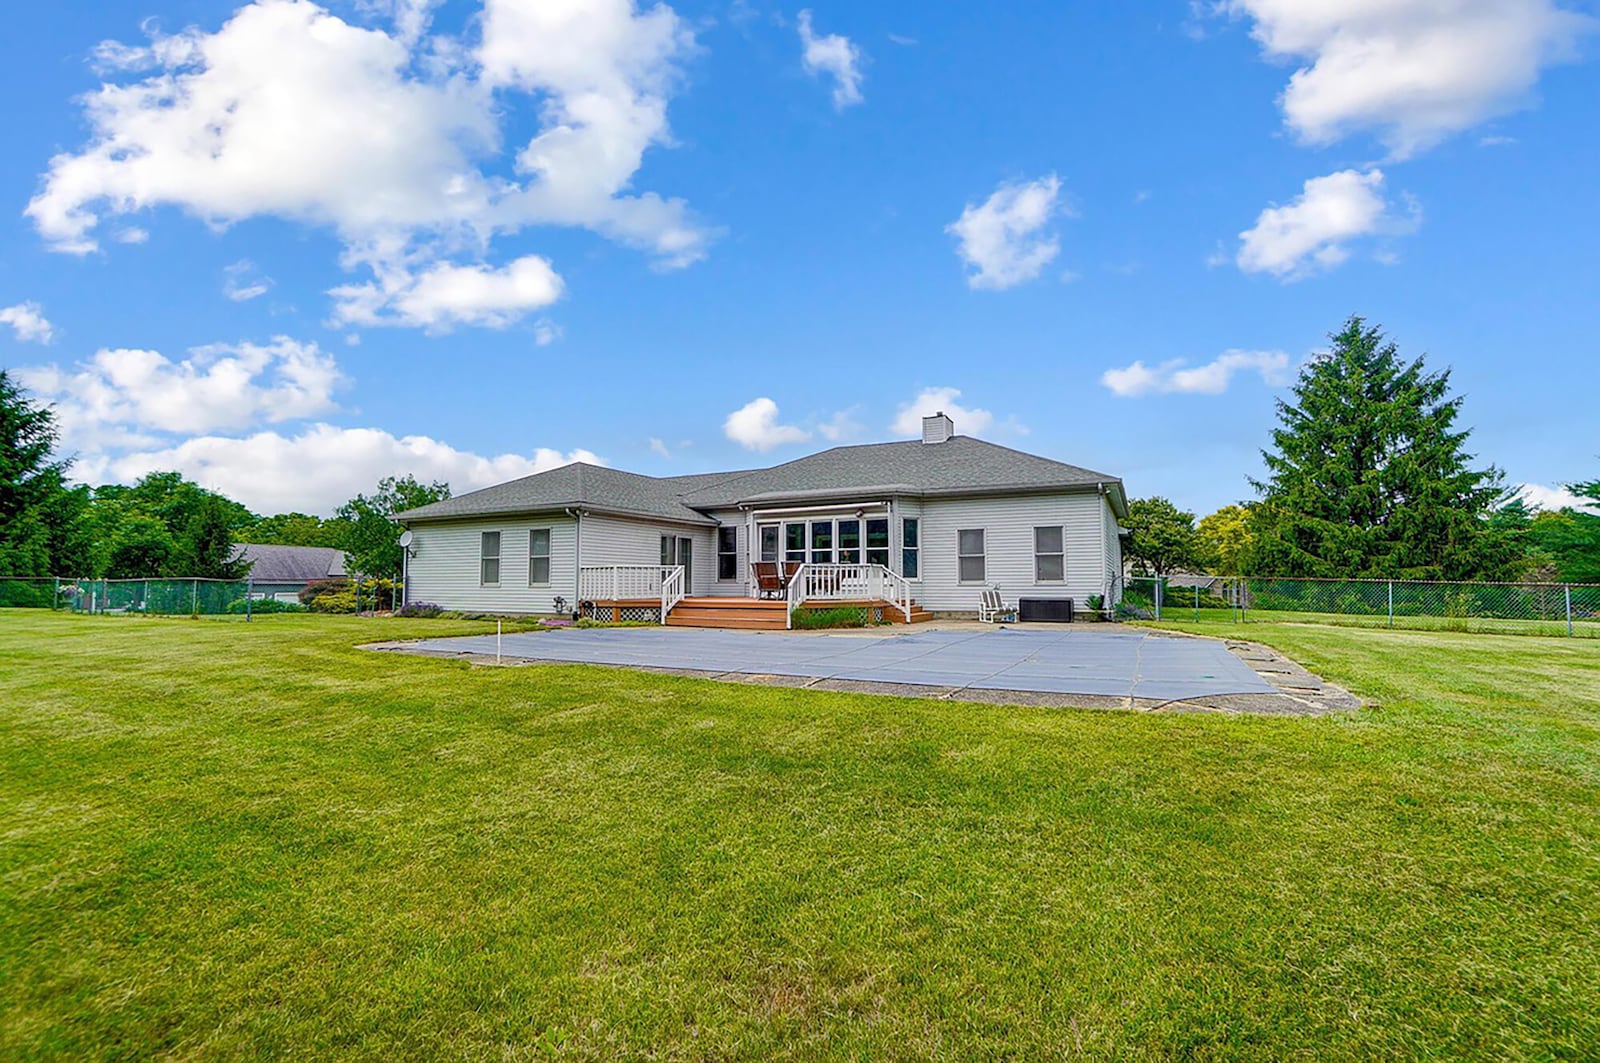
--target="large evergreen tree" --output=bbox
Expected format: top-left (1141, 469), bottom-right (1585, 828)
top-left (0, 370), bottom-right (72, 576)
top-left (181, 494), bottom-right (250, 579)
top-left (1245, 316), bottom-right (1517, 580)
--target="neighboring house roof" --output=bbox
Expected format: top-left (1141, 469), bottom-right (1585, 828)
top-left (233, 544), bottom-right (348, 584)
top-left (395, 436), bottom-right (1127, 524)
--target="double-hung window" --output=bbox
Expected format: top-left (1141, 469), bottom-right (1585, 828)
top-left (1034, 526), bottom-right (1065, 582)
top-left (528, 528), bottom-right (551, 585)
top-left (901, 518), bottom-right (920, 579)
top-left (865, 518), bottom-right (890, 567)
top-left (957, 529), bottom-right (986, 583)
top-left (717, 527), bottom-right (738, 580)
top-left (480, 531), bottom-right (501, 585)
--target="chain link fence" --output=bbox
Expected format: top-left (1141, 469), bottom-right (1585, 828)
top-left (0, 576), bottom-right (400, 617)
top-left (1123, 575), bottom-right (1599, 639)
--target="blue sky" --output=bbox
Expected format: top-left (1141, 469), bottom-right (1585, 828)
top-left (1, 0), bottom-right (1596, 516)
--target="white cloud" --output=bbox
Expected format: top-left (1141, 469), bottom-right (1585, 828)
top-left (815, 407), bottom-right (862, 443)
top-left (0, 302), bottom-right (56, 344)
top-left (1516, 482), bottom-right (1600, 514)
top-left (1222, 0), bottom-right (1591, 158)
top-left (1101, 350), bottom-right (1292, 398)
top-left (223, 260), bottom-right (274, 302)
top-left (724, 397), bottom-right (812, 452)
top-left (79, 424), bottom-right (602, 516)
top-left (1236, 169), bottom-right (1417, 279)
top-left (648, 436), bottom-right (672, 459)
top-left (477, 0), bottom-right (709, 267)
top-left (891, 387), bottom-right (994, 437)
top-left (113, 227), bottom-right (149, 245)
top-left (18, 337), bottom-right (345, 446)
top-left (330, 255), bottom-right (563, 331)
top-left (798, 10), bottom-right (864, 109)
top-left (28, 0), bottom-right (708, 327)
top-left (946, 175), bottom-right (1064, 290)
top-left (533, 318), bottom-right (563, 347)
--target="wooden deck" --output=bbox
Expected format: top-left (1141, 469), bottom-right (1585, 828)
top-left (666, 597), bottom-right (932, 631)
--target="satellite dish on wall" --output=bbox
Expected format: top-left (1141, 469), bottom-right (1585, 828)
top-left (398, 530), bottom-right (414, 548)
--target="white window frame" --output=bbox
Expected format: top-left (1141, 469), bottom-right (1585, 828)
top-left (1034, 525), bottom-right (1066, 583)
top-left (956, 528), bottom-right (986, 584)
top-left (716, 526), bottom-right (739, 581)
top-left (901, 517), bottom-right (920, 580)
top-left (480, 530), bottom-right (501, 586)
top-left (528, 528), bottom-right (551, 586)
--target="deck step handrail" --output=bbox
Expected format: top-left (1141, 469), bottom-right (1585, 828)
top-left (786, 563), bottom-right (914, 624)
top-left (660, 565), bottom-right (686, 622)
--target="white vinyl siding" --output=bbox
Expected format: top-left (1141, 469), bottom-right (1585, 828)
top-left (407, 515), bottom-right (577, 614)
top-left (1105, 500), bottom-right (1124, 603)
top-left (916, 490), bottom-right (1108, 612)
top-left (578, 513), bottom-right (717, 597)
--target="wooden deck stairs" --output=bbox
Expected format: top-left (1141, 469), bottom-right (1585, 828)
top-left (665, 597), bottom-right (933, 631)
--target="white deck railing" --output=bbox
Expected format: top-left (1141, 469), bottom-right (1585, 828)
top-left (785, 563), bottom-right (914, 626)
top-left (660, 565), bottom-right (686, 619)
top-left (579, 565), bottom-right (684, 623)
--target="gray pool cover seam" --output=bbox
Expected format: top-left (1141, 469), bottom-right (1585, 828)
top-left (400, 626), bottom-right (1276, 701)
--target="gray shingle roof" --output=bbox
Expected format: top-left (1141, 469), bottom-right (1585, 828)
top-left (396, 436), bottom-right (1125, 523)
top-left (393, 463), bottom-right (728, 524)
top-left (234, 544), bottom-right (348, 584)
top-left (679, 436), bottom-right (1123, 510)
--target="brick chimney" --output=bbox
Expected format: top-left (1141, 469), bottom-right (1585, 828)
top-left (921, 412), bottom-right (955, 444)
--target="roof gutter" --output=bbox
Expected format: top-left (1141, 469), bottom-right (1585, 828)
top-left (746, 500), bottom-right (891, 519)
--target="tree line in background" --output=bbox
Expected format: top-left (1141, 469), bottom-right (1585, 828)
top-left (0, 370), bottom-right (449, 582)
top-left (4, 314), bottom-right (1598, 588)
top-left (1121, 317), bottom-right (1599, 585)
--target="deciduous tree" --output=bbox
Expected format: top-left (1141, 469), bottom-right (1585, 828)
top-left (1196, 504), bottom-right (1254, 575)
top-left (1124, 496), bottom-right (1200, 578)
top-left (336, 475), bottom-right (450, 578)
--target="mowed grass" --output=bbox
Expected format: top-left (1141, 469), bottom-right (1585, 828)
top-left (2, 612), bottom-right (1598, 1060)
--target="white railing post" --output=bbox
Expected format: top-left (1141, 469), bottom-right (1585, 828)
top-left (1567, 585), bottom-right (1573, 638)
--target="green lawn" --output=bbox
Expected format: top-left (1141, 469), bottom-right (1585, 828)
top-left (2, 611), bottom-right (1598, 1060)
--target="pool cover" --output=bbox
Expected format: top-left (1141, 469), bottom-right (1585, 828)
top-left (407, 626), bottom-right (1274, 701)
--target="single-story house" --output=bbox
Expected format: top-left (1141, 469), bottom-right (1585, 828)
top-left (395, 413), bottom-right (1127, 628)
top-left (234, 543), bottom-right (349, 602)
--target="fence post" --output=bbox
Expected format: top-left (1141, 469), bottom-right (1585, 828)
top-left (1194, 582), bottom-right (1200, 622)
top-left (1567, 585), bottom-right (1573, 638)
top-left (246, 578), bottom-right (252, 622)
top-left (1155, 578), bottom-right (1163, 621)
top-left (1388, 580), bottom-right (1394, 629)
top-left (53, 577), bottom-right (60, 611)
top-left (191, 579), bottom-right (198, 616)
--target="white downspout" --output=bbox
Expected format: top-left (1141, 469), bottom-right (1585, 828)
top-left (566, 507), bottom-right (583, 616)
top-left (1097, 484), bottom-right (1109, 616)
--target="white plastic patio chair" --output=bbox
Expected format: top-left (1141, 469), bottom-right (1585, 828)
top-left (978, 587), bottom-right (1016, 624)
